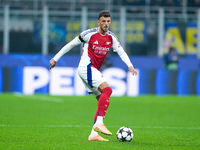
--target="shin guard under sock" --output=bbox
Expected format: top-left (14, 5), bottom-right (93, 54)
top-left (97, 87), bottom-right (112, 117)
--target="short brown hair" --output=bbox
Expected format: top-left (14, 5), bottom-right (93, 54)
top-left (98, 10), bottom-right (111, 20)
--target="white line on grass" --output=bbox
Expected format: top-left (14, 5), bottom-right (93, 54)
top-left (0, 124), bottom-right (200, 130)
top-left (13, 93), bottom-right (63, 103)
top-left (0, 124), bottom-right (91, 128)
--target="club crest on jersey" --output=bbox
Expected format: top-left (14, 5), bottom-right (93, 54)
top-left (106, 42), bottom-right (111, 45)
top-left (93, 40), bottom-right (99, 45)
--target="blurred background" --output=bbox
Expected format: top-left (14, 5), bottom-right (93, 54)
top-left (0, 0), bottom-right (199, 96)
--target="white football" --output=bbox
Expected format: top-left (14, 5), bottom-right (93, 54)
top-left (116, 126), bottom-right (133, 142)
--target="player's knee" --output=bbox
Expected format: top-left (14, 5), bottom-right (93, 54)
top-left (107, 87), bottom-right (112, 96)
top-left (101, 86), bottom-right (112, 97)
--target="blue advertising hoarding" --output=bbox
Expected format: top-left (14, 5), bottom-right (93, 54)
top-left (0, 66), bottom-right (199, 96)
top-left (0, 67), bottom-right (2, 93)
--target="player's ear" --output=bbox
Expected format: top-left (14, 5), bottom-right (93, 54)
top-left (97, 20), bottom-right (100, 26)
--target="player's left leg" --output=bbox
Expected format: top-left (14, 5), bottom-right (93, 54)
top-left (93, 82), bottom-right (112, 135)
top-left (97, 82), bottom-right (112, 118)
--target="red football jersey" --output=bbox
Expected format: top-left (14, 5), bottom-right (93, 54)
top-left (78, 28), bottom-right (119, 70)
top-left (53, 27), bottom-right (132, 70)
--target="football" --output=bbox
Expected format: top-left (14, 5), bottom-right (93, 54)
top-left (116, 126), bottom-right (133, 142)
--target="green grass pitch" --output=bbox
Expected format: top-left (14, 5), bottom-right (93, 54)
top-left (0, 93), bottom-right (200, 150)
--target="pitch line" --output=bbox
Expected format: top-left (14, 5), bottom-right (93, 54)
top-left (0, 124), bottom-right (200, 130)
top-left (13, 93), bottom-right (63, 103)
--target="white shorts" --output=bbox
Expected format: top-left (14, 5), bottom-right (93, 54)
top-left (78, 66), bottom-right (106, 97)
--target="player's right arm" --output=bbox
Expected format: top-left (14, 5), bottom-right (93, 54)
top-left (49, 28), bottom-right (96, 70)
top-left (49, 36), bottom-right (82, 70)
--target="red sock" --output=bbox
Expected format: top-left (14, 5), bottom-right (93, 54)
top-left (94, 110), bottom-right (98, 124)
top-left (104, 99), bottom-right (110, 116)
top-left (97, 87), bottom-right (112, 117)
top-left (93, 100), bottom-right (110, 124)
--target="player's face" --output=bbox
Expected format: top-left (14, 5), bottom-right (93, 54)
top-left (97, 17), bottom-right (111, 34)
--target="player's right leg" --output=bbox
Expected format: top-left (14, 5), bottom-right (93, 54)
top-left (88, 134), bottom-right (109, 141)
top-left (88, 95), bottom-right (110, 141)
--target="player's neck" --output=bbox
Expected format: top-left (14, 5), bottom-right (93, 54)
top-left (98, 27), bottom-right (107, 35)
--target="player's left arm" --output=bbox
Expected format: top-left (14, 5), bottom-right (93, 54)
top-left (128, 65), bottom-right (137, 76)
top-left (112, 38), bottom-right (137, 76)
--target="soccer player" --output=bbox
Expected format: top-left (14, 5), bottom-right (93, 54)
top-left (49, 10), bottom-right (137, 141)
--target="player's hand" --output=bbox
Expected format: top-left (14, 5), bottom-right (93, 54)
top-left (49, 59), bottom-right (57, 70)
top-left (129, 66), bottom-right (137, 76)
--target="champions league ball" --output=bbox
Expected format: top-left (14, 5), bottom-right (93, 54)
top-left (116, 126), bottom-right (133, 142)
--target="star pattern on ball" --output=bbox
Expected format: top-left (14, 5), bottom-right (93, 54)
top-left (116, 126), bottom-right (133, 142)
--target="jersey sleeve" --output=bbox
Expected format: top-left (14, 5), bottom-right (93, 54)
top-left (78, 28), bottom-right (94, 43)
top-left (112, 36), bottom-right (133, 68)
top-left (53, 36), bottom-right (81, 62)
